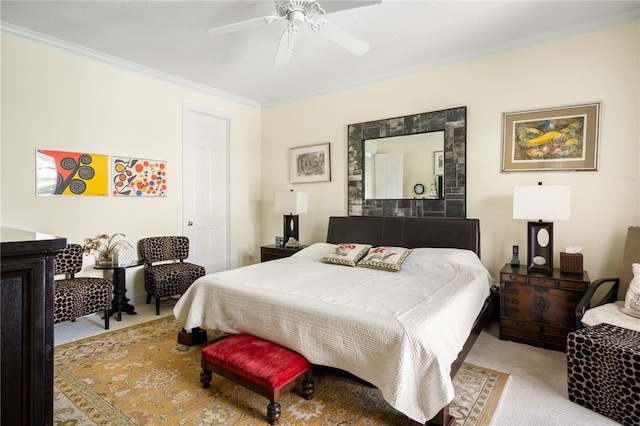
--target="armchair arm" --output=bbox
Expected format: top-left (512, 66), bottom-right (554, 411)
top-left (575, 277), bottom-right (619, 329)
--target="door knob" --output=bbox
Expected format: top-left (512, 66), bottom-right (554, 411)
top-left (187, 221), bottom-right (193, 226)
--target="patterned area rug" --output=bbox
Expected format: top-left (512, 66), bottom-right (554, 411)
top-left (54, 317), bottom-right (509, 425)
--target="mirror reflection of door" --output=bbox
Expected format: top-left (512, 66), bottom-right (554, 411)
top-left (374, 152), bottom-right (403, 198)
top-left (364, 131), bottom-right (444, 199)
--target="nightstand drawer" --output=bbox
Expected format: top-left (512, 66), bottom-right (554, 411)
top-left (501, 318), bottom-right (570, 336)
top-left (500, 325), bottom-right (568, 349)
top-left (260, 245), bottom-right (305, 262)
top-left (558, 279), bottom-right (589, 290)
top-left (500, 272), bottom-right (527, 284)
top-left (527, 276), bottom-right (556, 287)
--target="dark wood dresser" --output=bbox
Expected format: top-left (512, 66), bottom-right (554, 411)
top-left (1, 227), bottom-right (66, 426)
top-left (499, 263), bottom-right (589, 351)
top-left (260, 244), bottom-right (305, 262)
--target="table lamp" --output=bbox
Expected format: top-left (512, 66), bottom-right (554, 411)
top-left (513, 183), bottom-right (570, 275)
top-left (275, 190), bottom-right (308, 246)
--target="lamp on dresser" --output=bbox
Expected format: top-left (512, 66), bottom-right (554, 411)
top-left (275, 190), bottom-right (308, 246)
top-left (513, 183), bottom-right (571, 275)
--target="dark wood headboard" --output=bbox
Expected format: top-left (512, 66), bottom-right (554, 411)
top-left (326, 216), bottom-right (481, 257)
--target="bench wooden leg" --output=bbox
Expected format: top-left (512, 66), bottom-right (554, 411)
top-left (302, 378), bottom-right (315, 400)
top-left (267, 401), bottom-right (281, 425)
top-left (200, 367), bottom-right (212, 388)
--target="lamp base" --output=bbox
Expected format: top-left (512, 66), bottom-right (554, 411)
top-left (283, 214), bottom-right (299, 244)
top-left (527, 221), bottom-right (554, 275)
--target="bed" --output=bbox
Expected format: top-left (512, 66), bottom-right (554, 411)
top-left (174, 216), bottom-right (494, 425)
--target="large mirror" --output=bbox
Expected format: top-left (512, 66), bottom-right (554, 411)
top-left (347, 106), bottom-right (466, 218)
top-left (364, 131), bottom-right (444, 200)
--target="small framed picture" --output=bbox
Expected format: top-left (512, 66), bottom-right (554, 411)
top-left (434, 151), bottom-right (444, 175)
top-left (290, 143), bottom-right (331, 184)
top-left (502, 103), bottom-right (600, 172)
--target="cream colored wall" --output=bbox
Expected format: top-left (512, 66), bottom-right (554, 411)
top-left (1, 21), bottom-right (638, 299)
top-left (0, 34), bottom-right (262, 302)
top-left (261, 21), bottom-right (640, 281)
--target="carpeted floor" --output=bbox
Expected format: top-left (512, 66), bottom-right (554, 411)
top-left (54, 316), bottom-right (509, 425)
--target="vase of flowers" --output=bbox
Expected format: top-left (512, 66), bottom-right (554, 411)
top-left (83, 233), bottom-right (132, 265)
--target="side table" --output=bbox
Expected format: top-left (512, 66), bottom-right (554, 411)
top-left (94, 260), bottom-right (143, 321)
top-left (499, 263), bottom-right (589, 351)
top-left (260, 244), bottom-right (306, 262)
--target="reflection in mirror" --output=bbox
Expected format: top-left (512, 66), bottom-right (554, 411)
top-left (364, 131), bottom-right (444, 200)
top-left (347, 106), bottom-right (466, 218)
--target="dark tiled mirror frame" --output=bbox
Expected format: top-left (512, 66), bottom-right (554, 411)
top-left (347, 106), bottom-right (466, 218)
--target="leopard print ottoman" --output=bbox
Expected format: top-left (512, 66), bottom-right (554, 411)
top-left (567, 323), bottom-right (640, 426)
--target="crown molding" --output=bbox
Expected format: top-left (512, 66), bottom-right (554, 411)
top-left (0, 22), bottom-right (262, 109)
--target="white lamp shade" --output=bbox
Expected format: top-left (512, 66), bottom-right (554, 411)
top-left (275, 191), bottom-right (308, 214)
top-left (513, 185), bottom-right (570, 220)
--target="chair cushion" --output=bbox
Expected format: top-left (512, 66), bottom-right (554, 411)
top-left (54, 243), bottom-right (84, 276)
top-left (201, 334), bottom-right (311, 392)
top-left (582, 301), bottom-right (640, 332)
top-left (54, 278), bottom-right (112, 324)
top-left (139, 236), bottom-right (191, 264)
top-left (619, 226), bottom-right (640, 301)
top-left (622, 263), bottom-right (640, 319)
top-left (144, 262), bottom-right (205, 298)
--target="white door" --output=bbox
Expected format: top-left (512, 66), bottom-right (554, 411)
top-left (183, 105), bottom-right (229, 274)
top-left (374, 153), bottom-right (403, 198)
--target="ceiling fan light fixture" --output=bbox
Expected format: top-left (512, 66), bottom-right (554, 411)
top-left (207, 0), bottom-right (378, 65)
top-left (288, 10), bottom-right (306, 26)
top-left (276, 1), bottom-right (326, 19)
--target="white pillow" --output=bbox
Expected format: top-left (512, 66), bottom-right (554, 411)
top-left (320, 243), bottom-right (371, 267)
top-left (357, 246), bottom-right (413, 272)
top-left (621, 263), bottom-right (640, 318)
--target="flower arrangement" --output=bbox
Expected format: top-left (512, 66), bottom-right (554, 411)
top-left (83, 233), bottom-right (131, 262)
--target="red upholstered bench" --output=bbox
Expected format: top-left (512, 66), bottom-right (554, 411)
top-left (200, 334), bottom-right (314, 425)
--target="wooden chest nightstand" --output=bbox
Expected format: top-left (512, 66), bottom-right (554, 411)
top-left (260, 245), bottom-right (305, 262)
top-left (499, 263), bottom-right (589, 351)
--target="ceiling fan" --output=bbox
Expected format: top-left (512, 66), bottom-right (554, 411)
top-left (206, 0), bottom-right (381, 66)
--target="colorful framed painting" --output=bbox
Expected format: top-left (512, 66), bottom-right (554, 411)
top-left (36, 149), bottom-right (109, 196)
top-left (290, 143), bottom-right (331, 184)
top-left (111, 156), bottom-right (167, 197)
top-left (501, 103), bottom-right (600, 172)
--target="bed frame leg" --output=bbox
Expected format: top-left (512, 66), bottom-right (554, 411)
top-left (423, 405), bottom-right (455, 426)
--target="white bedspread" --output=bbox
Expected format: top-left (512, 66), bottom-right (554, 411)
top-left (174, 243), bottom-right (492, 423)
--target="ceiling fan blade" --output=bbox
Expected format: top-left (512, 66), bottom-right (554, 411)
top-left (315, 20), bottom-right (370, 56)
top-left (206, 15), bottom-right (282, 37)
top-left (319, 0), bottom-right (382, 14)
top-left (274, 27), bottom-right (300, 66)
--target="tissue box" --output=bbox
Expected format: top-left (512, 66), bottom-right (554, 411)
top-left (560, 252), bottom-right (583, 274)
top-left (114, 244), bottom-right (134, 266)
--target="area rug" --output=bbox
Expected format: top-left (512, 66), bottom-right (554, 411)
top-left (54, 317), bottom-right (509, 425)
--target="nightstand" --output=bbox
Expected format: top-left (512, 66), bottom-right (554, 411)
top-left (499, 263), bottom-right (589, 351)
top-left (260, 244), bottom-right (305, 262)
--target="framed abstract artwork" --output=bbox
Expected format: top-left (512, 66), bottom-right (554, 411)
top-left (434, 151), bottom-right (444, 175)
top-left (290, 143), bottom-right (331, 184)
top-left (111, 156), bottom-right (167, 197)
top-left (36, 149), bottom-right (109, 196)
top-left (501, 103), bottom-right (600, 172)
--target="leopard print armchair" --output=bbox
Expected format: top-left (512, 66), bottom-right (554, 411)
top-left (54, 243), bottom-right (112, 329)
top-left (138, 236), bottom-right (205, 315)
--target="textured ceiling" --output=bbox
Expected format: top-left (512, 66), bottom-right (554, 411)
top-left (2, 1), bottom-right (638, 107)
